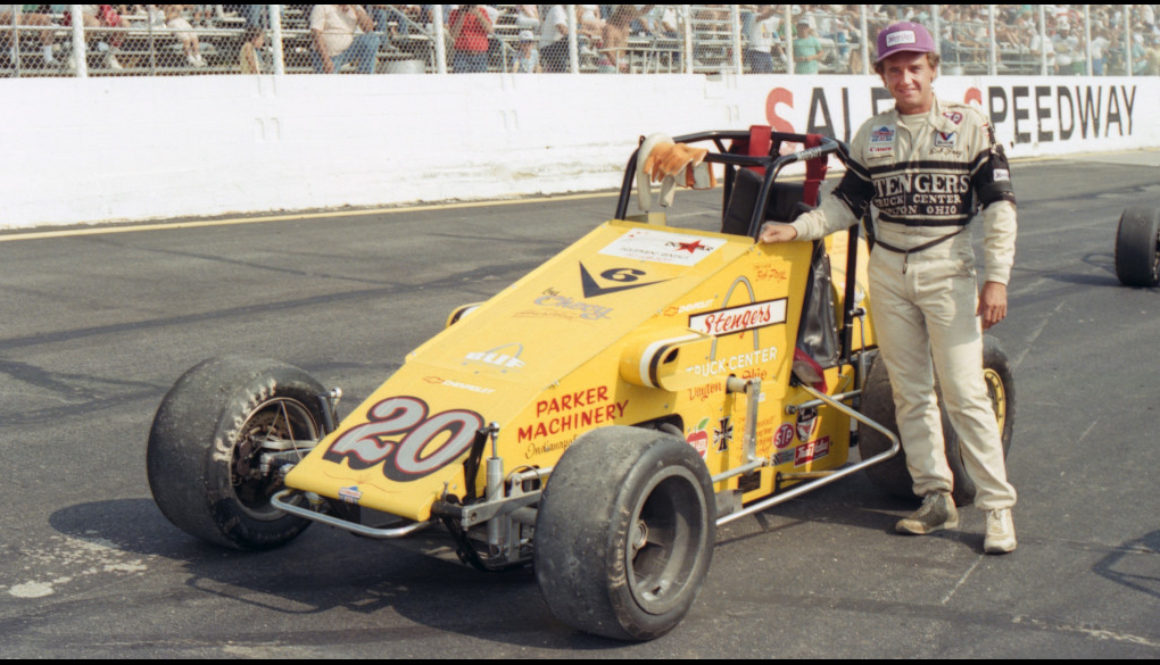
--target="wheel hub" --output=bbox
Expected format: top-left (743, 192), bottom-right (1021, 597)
top-left (630, 519), bottom-right (648, 552)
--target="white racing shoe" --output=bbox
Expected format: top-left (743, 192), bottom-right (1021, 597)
top-left (984, 508), bottom-right (1017, 554)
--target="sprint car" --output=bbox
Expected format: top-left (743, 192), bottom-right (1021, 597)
top-left (146, 128), bottom-right (1015, 641)
top-left (1114, 206), bottom-right (1160, 286)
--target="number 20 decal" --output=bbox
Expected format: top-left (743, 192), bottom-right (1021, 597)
top-left (323, 396), bottom-right (484, 482)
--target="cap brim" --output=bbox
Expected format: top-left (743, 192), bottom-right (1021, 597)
top-left (875, 46), bottom-right (934, 63)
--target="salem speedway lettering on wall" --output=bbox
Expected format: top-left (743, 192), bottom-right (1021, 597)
top-left (760, 79), bottom-right (1139, 156)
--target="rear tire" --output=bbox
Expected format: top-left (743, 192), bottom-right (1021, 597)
top-left (147, 356), bottom-right (327, 550)
top-left (860, 336), bottom-right (1015, 507)
top-left (1114, 206), bottom-right (1160, 287)
top-left (534, 427), bottom-right (715, 641)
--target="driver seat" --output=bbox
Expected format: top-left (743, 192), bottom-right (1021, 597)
top-left (720, 169), bottom-right (814, 236)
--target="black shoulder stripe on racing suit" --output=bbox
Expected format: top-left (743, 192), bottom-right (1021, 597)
top-left (973, 144), bottom-right (1016, 207)
top-left (833, 168), bottom-right (875, 219)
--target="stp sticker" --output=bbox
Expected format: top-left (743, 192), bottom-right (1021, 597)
top-left (774, 423), bottom-right (795, 450)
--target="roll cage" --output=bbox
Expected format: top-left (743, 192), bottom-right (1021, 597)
top-left (614, 129), bottom-right (869, 378)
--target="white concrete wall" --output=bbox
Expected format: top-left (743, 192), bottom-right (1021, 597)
top-left (2, 73), bottom-right (1156, 230)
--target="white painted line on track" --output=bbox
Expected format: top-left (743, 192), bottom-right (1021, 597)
top-left (0, 191), bottom-right (621, 243)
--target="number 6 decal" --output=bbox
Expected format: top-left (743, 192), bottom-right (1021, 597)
top-left (324, 396), bottom-right (484, 482)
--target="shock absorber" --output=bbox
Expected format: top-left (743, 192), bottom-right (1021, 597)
top-left (483, 422), bottom-right (505, 557)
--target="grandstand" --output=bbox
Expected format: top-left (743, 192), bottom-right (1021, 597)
top-left (1, 5), bottom-right (1157, 77)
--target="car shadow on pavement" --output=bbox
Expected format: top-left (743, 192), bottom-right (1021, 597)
top-left (46, 498), bottom-right (638, 650)
top-left (712, 472), bottom-right (983, 552)
top-left (1092, 529), bottom-right (1160, 600)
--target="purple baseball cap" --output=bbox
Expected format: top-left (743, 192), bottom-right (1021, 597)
top-left (875, 21), bottom-right (935, 63)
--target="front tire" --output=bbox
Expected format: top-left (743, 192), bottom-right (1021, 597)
top-left (860, 336), bottom-right (1015, 507)
top-left (1115, 206), bottom-right (1160, 287)
top-left (147, 356), bottom-right (327, 550)
top-left (534, 427), bottom-right (715, 641)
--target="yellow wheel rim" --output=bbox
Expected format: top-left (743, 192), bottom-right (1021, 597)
top-left (983, 367), bottom-right (1007, 432)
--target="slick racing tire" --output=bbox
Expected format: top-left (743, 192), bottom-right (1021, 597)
top-left (534, 426), bottom-right (715, 641)
top-left (147, 356), bottom-right (327, 550)
top-left (859, 336), bottom-right (1015, 507)
top-left (1114, 206), bottom-right (1160, 287)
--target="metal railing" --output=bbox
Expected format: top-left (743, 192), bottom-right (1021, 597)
top-left (3, 5), bottom-right (1157, 78)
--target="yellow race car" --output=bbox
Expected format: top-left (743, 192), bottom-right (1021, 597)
top-left (146, 128), bottom-right (1014, 641)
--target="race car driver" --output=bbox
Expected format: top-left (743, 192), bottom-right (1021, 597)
top-left (760, 21), bottom-right (1018, 554)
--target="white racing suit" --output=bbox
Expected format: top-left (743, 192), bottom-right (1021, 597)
top-left (789, 97), bottom-right (1017, 509)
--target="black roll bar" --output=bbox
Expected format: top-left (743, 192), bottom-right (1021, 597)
top-left (612, 129), bottom-right (864, 371)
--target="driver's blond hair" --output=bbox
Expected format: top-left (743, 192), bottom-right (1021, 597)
top-left (873, 52), bottom-right (941, 76)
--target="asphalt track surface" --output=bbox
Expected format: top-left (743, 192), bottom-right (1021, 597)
top-left (1, 151), bottom-right (1159, 658)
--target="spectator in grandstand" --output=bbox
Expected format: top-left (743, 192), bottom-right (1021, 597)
top-left (942, 5), bottom-right (986, 68)
top-left (994, 8), bottom-right (1025, 53)
top-left (1090, 27), bottom-right (1110, 75)
top-left (792, 19), bottom-right (823, 74)
top-left (513, 5), bottom-right (540, 31)
top-left (448, 4), bottom-right (493, 73)
top-left (1146, 35), bottom-right (1160, 75)
top-left (241, 4), bottom-right (268, 29)
top-left (1142, 4), bottom-right (1157, 31)
top-left (577, 5), bottom-right (604, 42)
top-left (240, 25), bottom-right (263, 73)
top-left (64, 4), bottom-right (129, 70)
top-left (847, 45), bottom-right (864, 75)
top-left (818, 5), bottom-right (853, 62)
top-left (1008, 8), bottom-right (1035, 52)
top-left (539, 4), bottom-right (570, 72)
top-left (1053, 25), bottom-right (1079, 75)
top-left (239, 5), bottom-right (267, 73)
top-left (645, 5), bottom-right (680, 40)
top-left (0, 6), bottom-right (60, 66)
top-left (310, 4), bottom-right (380, 74)
top-left (1029, 23), bottom-right (1056, 73)
top-left (164, 5), bottom-right (207, 68)
top-left (1131, 33), bottom-right (1150, 75)
top-left (509, 28), bottom-right (539, 73)
top-left (601, 4), bottom-right (653, 73)
top-left (866, 4), bottom-right (894, 46)
top-left (692, 5), bottom-right (729, 38)
top-left (899, 4), bottom-right (932, 26)
top-left (741, 5), bottom-right (782, 74)
top-left (370, 5), bottom-right (425, 40)
top-left (370, 5), bottom-right (399, 40)
top-left (1107, 26), bottom-right (1126, 74)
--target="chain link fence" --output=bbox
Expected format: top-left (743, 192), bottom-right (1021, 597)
top-left (3, 5), bottom-right (1159, 78)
